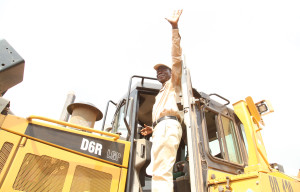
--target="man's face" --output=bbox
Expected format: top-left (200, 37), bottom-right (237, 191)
top-left (156, 66), bottom-right (171, 84)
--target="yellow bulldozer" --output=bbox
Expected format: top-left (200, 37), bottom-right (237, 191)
top-left (0, 39), bottom-right (299, 192)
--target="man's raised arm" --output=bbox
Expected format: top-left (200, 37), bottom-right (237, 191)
top-left (166, 10), bottom-right (183, 89)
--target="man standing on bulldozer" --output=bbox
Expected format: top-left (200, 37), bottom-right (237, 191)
top-left (141, 9), bottom-right (183, 192)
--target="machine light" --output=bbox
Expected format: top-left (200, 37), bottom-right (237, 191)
top-left (255, 100), bottom-right (274, 116)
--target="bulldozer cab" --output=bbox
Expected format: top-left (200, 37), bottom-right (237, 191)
top-left (102, 71), bottom-right (250, 191)
top-left (103, 76), bottom-right (192, 192)
top-left (103, 61), bottom-right (299, 191)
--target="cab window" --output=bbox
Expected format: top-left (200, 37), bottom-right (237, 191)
top-left (204, 108), bottom-right (243, 165)
top-left (204, 109), bottom-right (224, 159)
top-left (221, 116), bottom-right (242, 164)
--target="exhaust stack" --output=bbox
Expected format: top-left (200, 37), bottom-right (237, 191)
top-left (67, 102), bottom-right (102, 129)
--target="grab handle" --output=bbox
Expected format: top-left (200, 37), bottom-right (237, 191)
top-left (27, 115), bottom-right (120, 140)
top-left (209, 93), bottom-right (230, 106)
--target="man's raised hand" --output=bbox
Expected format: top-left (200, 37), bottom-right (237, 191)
top-left (165, 9), bottom-right (183, 29)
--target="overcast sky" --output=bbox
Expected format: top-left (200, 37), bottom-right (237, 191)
top-left (1, 0), bottom-right (299, 176)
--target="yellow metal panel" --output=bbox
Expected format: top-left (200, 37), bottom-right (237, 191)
top-left (0, 130), bottom-right (22, 187)
top-left (208, 172), bottom-right (260, 192)
top-left (121, 140), bottom-right (130, 169)
top-left (118, 168), bottom-right (128, 192)
top-left (0, 142), bottom-right (13, 174)
top-left (233, 100), bottom-right (270, 173)
top-left (70, 165), bottom-right (113, 192)
top-left (13, 153), bottom-right (69, 191)
top-left (245, 96), bottom-right (261, 123)
top-left (207, 169), bottom-right (235, 183)
top-left (207, 170), bottom-right (300, 192)
top-left (259, 172), bottom-right (300, 192)
top-left (1, 115), bottom-right (131, 191)
top-left (1, 115), bottom-right (28, 134)
top-left (1, 115), bottom-right (131, 168)
top-left (233, 101), bottom-right (261, 169)
top-left (208, 165), bottom-right (300, 191)
top-left (208, 169), bottom-right (259, 184)
top-left (0, 114), bottom-right (6, 127)
top-left (1, 138), bottom-right (124, 192)
top-left (27, 115), bottom-right (120, 140)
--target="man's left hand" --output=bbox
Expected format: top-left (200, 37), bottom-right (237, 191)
top-left (140, 124), bottom-right (153, 136)
top-left (165, 9), bottom-right (183, 29)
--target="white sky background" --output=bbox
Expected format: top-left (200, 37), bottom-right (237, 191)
top-left (1, 0), bottom-right (299, 176)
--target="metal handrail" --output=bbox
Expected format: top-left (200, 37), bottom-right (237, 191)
top-left (123, 75), bottom-right (157, 136)
top-left (27, 115), bottom-right (120, 140)
top-left (209, 93), bottom-right (230, 105)
top-left (101, 100), bottom-right (117, 131)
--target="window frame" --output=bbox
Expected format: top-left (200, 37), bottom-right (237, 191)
top-left (111, 98), bottom-right (134, 141)
top-left (202, 106), bottom-right (246, 172)
top-left (203, 108), bottom-right (225, 160)
top-left (219, 114), bottom-right (243, 164)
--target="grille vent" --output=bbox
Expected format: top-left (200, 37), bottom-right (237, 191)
top-left (0, 142), bottom-right (13, 175)
top-left (70, 165), bottom-right (112, 192)
top-left (13, 153), bottom-right (69, 192)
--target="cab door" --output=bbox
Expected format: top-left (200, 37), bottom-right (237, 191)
top-left (181, 59), bottom-right (207, 192)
